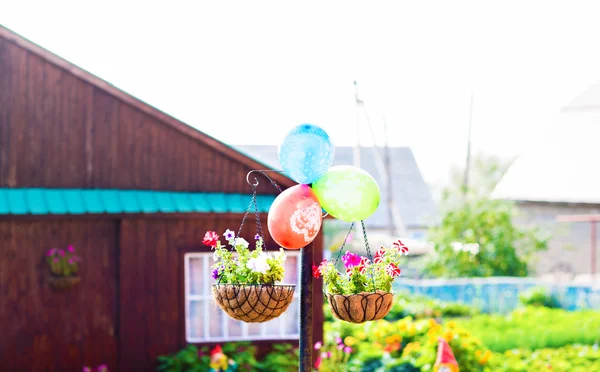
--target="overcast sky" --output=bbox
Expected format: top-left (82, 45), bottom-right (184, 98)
top-left (2, 1), bottom-right (600, 187)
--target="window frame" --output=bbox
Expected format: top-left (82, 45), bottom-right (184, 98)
top-left (184, 251), bottom-right (301, 343)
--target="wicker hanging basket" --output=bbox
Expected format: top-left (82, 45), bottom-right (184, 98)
top-left (48, 275), bottom-right (81, 290)
top-left (326, 290), bottom-right (393, 323)
top-left (212, 284), bottom-right (296, 323)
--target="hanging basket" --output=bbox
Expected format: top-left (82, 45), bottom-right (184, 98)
top-left (326, 290), bottom-right (393, 323)
top-left (212, 284), bottom-right (296, 323)
top-left (48, 275), bottom-right (81, 290)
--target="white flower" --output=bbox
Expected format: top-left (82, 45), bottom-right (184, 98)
top-left (246, 252), bottom-right (270, 274)
top-left (235, 238), bottom-right (249, 249)
top-left (223, 229), bottom-right (235, 241)
top-left (273, 248), bottom-right (287, 262)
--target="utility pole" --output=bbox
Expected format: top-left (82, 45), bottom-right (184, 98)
top-left (353, 81), bottom-right (362, 168)
top-left (463, 92), bottom-right (474, 195)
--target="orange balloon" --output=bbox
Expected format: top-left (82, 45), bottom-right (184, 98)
top-left (267, 184), bottom-right (323, 249)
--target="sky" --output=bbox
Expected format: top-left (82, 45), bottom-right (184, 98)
top-left (2, 0), bottom-right (600, 188)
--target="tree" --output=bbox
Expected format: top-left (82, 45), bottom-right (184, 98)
top-left (423, 153), bottom-right (548, 278)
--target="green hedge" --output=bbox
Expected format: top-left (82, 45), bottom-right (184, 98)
top-left (456, 306), bottom-right (600, 352)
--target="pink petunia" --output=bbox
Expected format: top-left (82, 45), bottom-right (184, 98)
top-left (68, 258), bottom-right (74, 265)
top-left (343, 346), bottom-right (352, 354)
top-left (314, 341), bottom-right (322, 350)
top-left (46, 248), bottom-right (57, 256)
top-left (341, 252), bottom-right (361, 269)
top-left (58, 249), bottom-right (65, 257)
top-left (318, 259), bottom-right (329, 274)
top-left (82, 368), bottom-right (92, 372)
top-left (314, 356), bottom-right (322, 369)
top-left (385, 263), bottom-right (401, 277)
top-left (67, 245), bottom-right (75, 253)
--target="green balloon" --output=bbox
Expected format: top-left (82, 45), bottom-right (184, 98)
top-left (312, 165), bottom-right (380, 222)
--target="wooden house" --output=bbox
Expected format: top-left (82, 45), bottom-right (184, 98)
top-left (0, 25), bottom-right (323, 371)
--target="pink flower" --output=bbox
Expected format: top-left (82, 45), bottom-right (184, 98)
top-left (386, 263), bottom-right (401, 277)
top-left (58, 249), bottom-right (65, 257)
top-left (97, 365), bottom-right (108, 372)
top-left (202, 231), bottom-right (219, 247)
top-left (343, 346), bottom-right (352, 354)
top-left (374, 248), bottom-right (386, 263)
top-left (82, 368), bottom-right (92, 372)
top-left (342, 252), bottom-right (361, 269)
top-left (318, 259), bottom-right (328, 274)
top-left (335, 336), bottom-right (343, 344)
top-left (67, 245), bottom-right (75, 253)
top-left (53, 258), bottom-right (59, 263)
top-left (392, 240), bottom-right (409, 255)
top-left (326, 351), bottom-right (332, 358)
top-left (46, 248), bottom-right (57, 256)
top-left (314, 341), bottom-right (322, 350)
top-left (68, 258), bottom-right (75, 265)
top-left (314, 356), bottom-right (322, 369)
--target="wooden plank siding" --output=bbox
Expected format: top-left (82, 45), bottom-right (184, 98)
top-left (0, 220), bottom-right (119, 371)
top-left (0, 36), bottom-right (287, 194)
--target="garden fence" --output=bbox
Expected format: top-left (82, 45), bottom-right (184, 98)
top-left (394, 277), bottom-right (600, 313)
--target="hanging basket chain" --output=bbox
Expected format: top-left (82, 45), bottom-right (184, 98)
top-left (361, 220), bottom-right (378, 290)
top-left (331, 222), bottom-right (356, 266)
top-left (252, 190), bottom-right (267, 244)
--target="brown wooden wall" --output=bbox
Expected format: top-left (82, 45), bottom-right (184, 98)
top-left (0, 220), bottom-right (118, 371)
top-left (0, 36), bottom-right (278, 194)
top-left (0, 215), bottom-right (324, 372)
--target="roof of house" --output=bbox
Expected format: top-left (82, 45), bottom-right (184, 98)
top-left (0, 188), bottom-right (273, 216)
top-left (234, 145), bottom-right (438, 228)
top-left (0, 24), bottom-right (294, 190)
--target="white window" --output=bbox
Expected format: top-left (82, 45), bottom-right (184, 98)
top-left (184, 251), bottom-right (301, 343)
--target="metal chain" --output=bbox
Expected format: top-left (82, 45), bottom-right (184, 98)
top-left (231, 188), bottom-right (256, 251)
top-left (331, 222), bottom-right (355, 266)
top-left (252, 190), bottom-right (266, 243)
top-left (361, 220), bottom-right (374, 262)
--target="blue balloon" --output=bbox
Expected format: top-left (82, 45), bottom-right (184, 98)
top-left (278, 124), bottom-right (335, 184)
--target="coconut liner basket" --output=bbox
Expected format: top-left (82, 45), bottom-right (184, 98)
top-left (325, 221), bottom-right (396, 323)
top-left (213, 283), bottom-right (295, 323)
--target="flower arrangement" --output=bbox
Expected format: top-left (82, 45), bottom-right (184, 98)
top-left (205, 229), bottom-right (295, 323)
top-left (46, 245), bottom-right (81, 278)
top-left (314, 240), bottom-right (408, 295)
top-left (204, 229), bottom-right (286, 285)
top-left (313, 337), bottom-right (354, 371)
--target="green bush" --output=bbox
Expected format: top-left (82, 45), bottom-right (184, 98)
top-left (384, 292), bottom-right (479, 321)
top-left (519, 287), bottom-right (561, 308)
top-left (259, 343), bottom-right (298, 372)
top-left (156, 343), bottom-right (258, 371)
top-left (457, 306), bottom-right (600, 352)
top-left (489, 344), bottom-right (600, 372)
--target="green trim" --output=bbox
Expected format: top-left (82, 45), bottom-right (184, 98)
top-left (0, 188), bottom-right (274, 216)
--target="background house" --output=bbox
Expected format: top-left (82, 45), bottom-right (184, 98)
top-left (0, 25), bottom-right (323, 371)
top-left (492, 82), bottom-right (600, 279)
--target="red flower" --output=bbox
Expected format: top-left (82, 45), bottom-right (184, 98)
top-left (392, 240), bottom-right (409, 255)
top-left (202, 231), bottom-right (219, 247)
top-left (357, 256), bottom-right (370, 274)
top-left (312, 263), bottom-right (321, 278)
top-left (374, 248), bottom-right (386, 263)
top-left (385, 263), bottom-right (401, 277)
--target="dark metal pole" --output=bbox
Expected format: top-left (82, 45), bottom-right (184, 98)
top-left (299, 242), bottom-right (313, 371)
